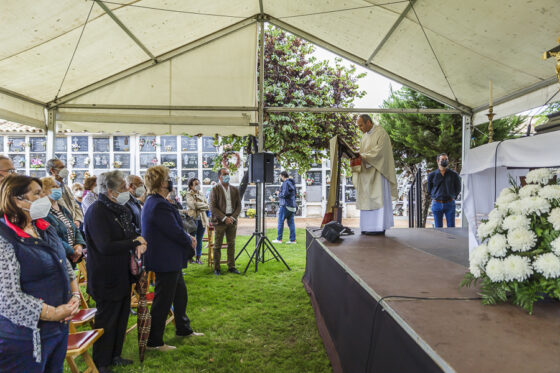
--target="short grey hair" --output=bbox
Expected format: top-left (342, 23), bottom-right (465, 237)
top-left (125, 174), bottom-right (140, 188)
top-left (46, 158), bottom-right (58, 172)
top-left (98, 170), bottom-right (125, 194)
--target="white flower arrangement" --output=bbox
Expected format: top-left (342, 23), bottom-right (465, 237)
top-left (462, 167), bottom-right (560, 314)
top-left (525, 168), bottom-right (553, 185)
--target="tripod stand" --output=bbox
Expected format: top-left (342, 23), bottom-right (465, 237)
top-left (235, 178), bottom-right (291, 274)
top-left (236, 229), bottom-right (290, 274)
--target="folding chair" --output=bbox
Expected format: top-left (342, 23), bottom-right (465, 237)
top-left (65, 329), bottom-right (104, 373)
top-left (69, 291), bottom-right (96, 333)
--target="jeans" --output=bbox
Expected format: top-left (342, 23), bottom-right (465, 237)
top-left (0, 329), bottom-right (68, 373)
top-left (148, 271), bottom-right (193, 347)
top-left (277, 206), bottom-right (296, 242)
top-left (432, 200), bottom-right (456, 228)
top-left (195, 219), bottom-right (205, 257)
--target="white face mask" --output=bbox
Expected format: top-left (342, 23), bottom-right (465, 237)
top-left (115, 191), bottom-right (130, 205)
top-left (134, 186), bottom-right (146, 198)
top-left (74, 190), bottom-right (83, 199)
top-left (22, 196), bottom-right (52, 220)
top-left (58, 168), bottom-right (69, 179)
top-left (194, 185), bottom-right (201, 192)
top-left (93, 186), bottom-right (99, 194)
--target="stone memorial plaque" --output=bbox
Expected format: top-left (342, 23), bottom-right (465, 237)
top-left (139, 136), bottom-right (157, 152)
top-left (113, 136), bottom-right (130, 152)
top-left (8, 137), bottom-right (26, 153)
top-left (93, 153), bottom-right (110, 169)
top-left (181, 136), bottom-right (198, 152)
top-left (140, 153), bottom-right (158, 169)
top-left (113, 154), bottom-right (130, 169)
top-left (202, 153), bottom-right (217, 169)
top-left (306, 185), bottom-right (322, 202)
top-left (345, 186), bottom-right (356, 202)
top-left (161, 154), bottom-right (177, 168)
top-left (93, 137), bottom-right (110, 152)
top-left (161, 136), bottom-right (177, 152)
top-left (29, 137), bottom-right (47, 152)
top-left (182, 153), bottom-right (198, 169)
top-left (202, 136), bottom-right (217, 152)
top-left (71, 136), bottom-right (88, 152)
top-left (55, 137), bottom-right (67, 152)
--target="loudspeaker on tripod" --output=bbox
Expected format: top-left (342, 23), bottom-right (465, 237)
top-left (248, 152), bottom-right (275, 183)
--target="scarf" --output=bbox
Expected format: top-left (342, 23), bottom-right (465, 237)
top-left (98, 193), bottom-right (136, 238)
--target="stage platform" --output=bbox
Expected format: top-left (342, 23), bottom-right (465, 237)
top-left (303, 228), bottom-right (560, 373)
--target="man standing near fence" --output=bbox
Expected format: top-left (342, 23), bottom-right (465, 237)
top-left (351, 114), bottom-right (398, 235)
top-left (427, 153), bottom-right (461, 228)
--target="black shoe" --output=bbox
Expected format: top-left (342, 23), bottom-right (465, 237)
top-left (99, 367), bottom-right (114, 373)
top-left (214, 269), bottom-right (221, 276)
top-left (228, 268), bottom-right (241, 274)
top-left (112, 356), bottom-right (133, 366)
top-left (362, 231), bottom-right (385, 236)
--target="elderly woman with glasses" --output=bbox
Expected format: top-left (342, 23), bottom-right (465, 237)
top-left (0, 175), bottom-right (80, 372)
top-left (83, 171), bottom-right (147, 371)
top-left (142, 166), bottom-right (203, 352)
top-left (40, 176), bottom-right (85, 266)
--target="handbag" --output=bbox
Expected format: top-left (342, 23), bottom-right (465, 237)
top-left (130, 251), bottom-right (144, 278)
top-left (180, 212), bottom-right (198, 234)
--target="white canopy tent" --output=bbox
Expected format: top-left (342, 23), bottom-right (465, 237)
top-left (0, 0), bottom-right (559, 154)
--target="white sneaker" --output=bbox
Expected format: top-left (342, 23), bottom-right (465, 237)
top-left (272, 239), bottom-right (282, 244)
top-left (188, 331), bottom-right (204, 337)
top-left (286, 241), bottom-right (297, 244)
top-left (146, 344), bottom-right (176, 352)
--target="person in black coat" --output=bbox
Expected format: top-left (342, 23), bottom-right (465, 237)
top-left (84, 171), bottom-right (147, 372)
top-left (142, 165), bottom-right (203, 352)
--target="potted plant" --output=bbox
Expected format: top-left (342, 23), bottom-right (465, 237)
top-left (246, 208), bottom-right (256, 218)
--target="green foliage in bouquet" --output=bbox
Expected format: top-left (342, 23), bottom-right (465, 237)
top-left (461, 168), bottom-right (560, 314)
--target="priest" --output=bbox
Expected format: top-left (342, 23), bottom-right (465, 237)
top-left (352, 114), bottom-right (398, 235)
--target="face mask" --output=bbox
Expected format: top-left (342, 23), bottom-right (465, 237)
top-left (222, 175), bottom-right (231, 184)
top-left (22, 196), bottom-right (52, 220)
top-left (74, 190), bottom-right (83, 199)
top-left (167, 178), bottom-right (174, 192)
top-left (194, 185), bottom-right (201, 192)
top-left (116, 191), bottom-right (130, 205)
top-left (93, 186), bottom-right (99, 194)
top-left (440, 159), bottom-right (449, 168)
top-left (58, 168), bottom-right (69, 179)
top-left (50, 188), bottom-right (63, 201)
top-left (134, 186), bottom-right (146, 198)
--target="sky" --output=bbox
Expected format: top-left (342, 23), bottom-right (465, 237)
top-left (312, 45), bottom-right (401, 108)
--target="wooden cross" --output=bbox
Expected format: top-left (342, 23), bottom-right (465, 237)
top-left (542, 37), bottom-right (560, 83)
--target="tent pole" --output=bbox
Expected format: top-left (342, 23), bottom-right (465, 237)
top-left (46, 109), bottom-right (56, 160)
top-left (257, 17), bottom-right (266, 236)
top-left (461, 114), bottom-right (472, 228)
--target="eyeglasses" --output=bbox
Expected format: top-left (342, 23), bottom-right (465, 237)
top-left (0, 169), bottom-right (16, 174)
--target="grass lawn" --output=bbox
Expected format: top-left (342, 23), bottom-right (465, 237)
top-left (66, 228), bottom-right (331, 373)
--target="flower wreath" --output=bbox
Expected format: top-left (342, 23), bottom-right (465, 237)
top-left (221, 151), bottom-right (241, 170)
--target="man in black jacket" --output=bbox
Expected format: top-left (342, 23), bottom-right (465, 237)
top-left (427, 153), bottom-right (462, 228)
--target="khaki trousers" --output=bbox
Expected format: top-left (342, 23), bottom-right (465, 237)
top-left (213, 223), bottom-right (237, 270)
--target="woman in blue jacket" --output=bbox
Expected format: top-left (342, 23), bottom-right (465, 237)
top-left (142, 166), bottom-right (203, 352)
top-left (41, 176), bottom-right (86, 266)
top-left (0, 175), bottom-right (80, 373)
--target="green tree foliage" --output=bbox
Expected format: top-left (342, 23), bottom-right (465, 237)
top-left (378, 86), bottom-right (524, 226)
top-left (378, 86), bottom-right (525, 174)
top-left (218, 25), bottom-right (365, 174)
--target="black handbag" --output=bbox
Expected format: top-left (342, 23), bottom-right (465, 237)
top-left (321, 221), bottom-right (354, 243)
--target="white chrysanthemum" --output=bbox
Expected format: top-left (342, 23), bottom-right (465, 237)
top-left (551, 237), bottom-right (560, 256)
top-left (533, 253), bottom-right (560, 279)
top-left (485, 258), bottom-right (505, 282)
top-left (477, 219), bottom-right (501, 241)
top-left (519, 184), bottom-right (541, 198)
top-left (469, 262), bottom-right (482, 278)
top-left (486, 234), bottom-right (508, 257)
top-left (539, 185), bottom-right (560, 201)
top-left (501, 200), bottom-right (524, 215)
top-left (549, 208), bottom-right (560, 231)
top-left (502, 214), bottom-right (531, 231)
top-left (496, 188), bottom-right (518, 206)
top-left (488, 208), bottom-right (504, 222)
top-left (507, 228), bottom-right (537, 252)
top-left (519, 196), bottom-right (551, 216)
top-left (470, 243), bottom-right (489, 267)
top-left (502, 255), bottom-right (533, 282)
top-left (525, 168), bottom-right (553, 185)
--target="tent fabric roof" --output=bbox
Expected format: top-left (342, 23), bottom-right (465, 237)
top-left (0, 0), bottom-right (559, 133)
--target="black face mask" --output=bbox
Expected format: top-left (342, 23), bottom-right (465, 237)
top-left (440, 159), bottom-right (449, 168)
top-left (167, 177), bottom-right (174, 192)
